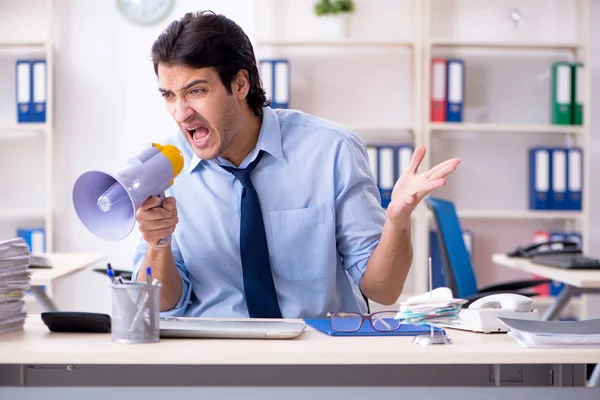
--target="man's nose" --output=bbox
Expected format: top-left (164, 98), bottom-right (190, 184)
top-left (173, 99), bottom-right (194, 123)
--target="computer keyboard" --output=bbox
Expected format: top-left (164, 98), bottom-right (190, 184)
top-left (531, 253), bottom-right (600, 270)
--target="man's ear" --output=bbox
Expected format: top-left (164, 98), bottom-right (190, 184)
top-left (232, 69), bottom-right (250, 99)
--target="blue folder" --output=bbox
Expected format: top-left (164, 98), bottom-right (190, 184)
top-left (304, 318), bottom-right (443, 337)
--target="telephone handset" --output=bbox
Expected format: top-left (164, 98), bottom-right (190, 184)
top-left (438, 293), bottom-right (540, 334)
top-left (507, 240), bottom-right (581, 259)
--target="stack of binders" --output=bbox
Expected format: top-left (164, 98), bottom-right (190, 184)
top-left (551, 61), bottom-right (584, 125)
top-left (366, 143), bottom-right (414, 209)
top-left (15, 59), bottom-right (47, 123)
top-left (259, 58), bottom-right (290, 109)
top-left (430, 58), bottom-right (465, 123)
top-left (0, 238), bottom-right (31, 335)
top-left (528, 147), bottom-right (583, 211)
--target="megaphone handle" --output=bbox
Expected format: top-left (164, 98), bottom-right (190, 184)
top-left (155, 191), bottom-right (171, 248)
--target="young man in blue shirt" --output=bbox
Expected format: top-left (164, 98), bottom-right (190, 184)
top-left (133, 11), bottom-right (459, 319)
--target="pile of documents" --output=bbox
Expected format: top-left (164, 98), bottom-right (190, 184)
top-left (395, 287), bottom-right (467, 325)
top-left (0, 238), bottom-right (31, 335)
top-left (499, 317), bottom-right (600, 348)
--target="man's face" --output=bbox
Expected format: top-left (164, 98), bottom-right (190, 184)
top-left (157, 64), bottom-right (240, 161)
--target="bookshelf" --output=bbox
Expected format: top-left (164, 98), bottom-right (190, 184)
top-left (418, 0), bottom-right (592, 311)
top-left (252, 0), bottom-right (591, 311)
top-left (0, 0), bottom-right (55, 251)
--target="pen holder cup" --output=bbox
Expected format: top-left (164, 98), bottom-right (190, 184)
top-left (110, 282), bottom-right (161, 344)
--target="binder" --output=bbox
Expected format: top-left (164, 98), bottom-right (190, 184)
top-left (463, 230), bottom-right (473, 255)
top-left (430, 58), bottom-right (447, 122)
top-left (17, 227), bottom-right (46, 254)
top-left (259, 60), bottom-right (273, 107)
top-left (550, 148), bottom-right (567, 210)
top-left (259, 59), bottom-right (289, 109)
top-left (528, 148), bottom-right (551, 210)
top-left (530, 230), bottom-right (550, 296)
top-left (429, 230), bottom-right (445, 289)
top-left (551, 62), bottom-right (572, 125)
top-left (16, 60), bottom-right (32, 123)
top-left (377, 145), bottom-right (395, 208)
top-left (445, 59), bottom-right (464, 122)
top-left (572, 63), bottom-right (583, 125)
top-left (31, 59), bottom-right (47, 122)
top-left (366, 145), bottom-right (378, 183)
top-left (395, 144), bottom-right (413, 178)
top-left (566, 147), bottom-right (582, 210)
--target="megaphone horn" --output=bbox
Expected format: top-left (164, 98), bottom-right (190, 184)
top-left (73, 143), bottom-right (184, 245)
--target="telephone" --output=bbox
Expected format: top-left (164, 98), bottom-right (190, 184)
top-left (507, 240), bottom-right (581, 259)
top-left (438, 293), bottom-right (540, 334)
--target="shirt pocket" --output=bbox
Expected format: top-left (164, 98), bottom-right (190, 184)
top-left (269, 204), bottom-right (336, 281)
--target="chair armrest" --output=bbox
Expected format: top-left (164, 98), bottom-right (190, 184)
top-left (479, 279), bottom-right (551, 293)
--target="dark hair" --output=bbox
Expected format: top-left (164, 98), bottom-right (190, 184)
top-left (151, 11), bottom-right (268, 117)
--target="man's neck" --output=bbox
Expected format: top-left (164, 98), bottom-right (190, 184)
top-left (223, 110), bottom-right (262, 167)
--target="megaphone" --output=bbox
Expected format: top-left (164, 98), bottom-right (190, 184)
top-left (73, 143), bottom-right (184, 245)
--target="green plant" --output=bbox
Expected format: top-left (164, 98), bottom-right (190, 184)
top-left (314, 0), bottom-right (355, 16)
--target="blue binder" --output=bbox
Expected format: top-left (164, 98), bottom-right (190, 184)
top-left (17, 227), bottom-right (46, 253)
top-left (16, 60), bottom-right (32, 123)
top-left (565, 147), bottom-right (582, 210)
top-left (550, 147), bottom-right (568, 210)
top-left (445, 59), bottom-right (464, 122)
top-left (395, 144), bottom-right (414, 179)
top-left (259, 59), bottom-right (289, 109)
top-left (30, 59), bottom-right (47, 122)
top-left (304, 318), bottom-right (443, 337)
top-left (528, 147), bottom-right (552, 210)
top-left (377, 145), bottom-right (395, 208)
top-left (429, 231), bottom-right (445, 289)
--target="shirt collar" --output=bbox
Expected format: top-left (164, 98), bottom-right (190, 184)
top-left (187, 107), bottom-right (284, 173)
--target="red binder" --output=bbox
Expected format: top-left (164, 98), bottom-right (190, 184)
top-left (431, 58), bottom-right (447, 122)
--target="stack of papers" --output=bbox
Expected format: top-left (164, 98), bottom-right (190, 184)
top-left (499, 317), bottom-right (600, 348)
top-left (0, 238), bottom-right (31, 335)
top-left (395, 287), bottom-right (467, 324)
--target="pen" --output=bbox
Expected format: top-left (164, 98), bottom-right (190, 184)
top-left (146, 266), bottom-right (152, 285)
top-left (106, 263), bottom-right (116, 283)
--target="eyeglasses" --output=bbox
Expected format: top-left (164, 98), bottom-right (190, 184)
top-left (327, 311), bottom-right (401, 332)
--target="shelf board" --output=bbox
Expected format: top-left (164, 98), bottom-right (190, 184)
top-left (0, 124), bottom-right (46, 140)
top-left (429, 39), bottom-right (584, 50)
top-left (0, 209), bottom-right (46, 220)
top-left (257, 40), bottom-right (414, 48)
top-left (0, 41), bottom-right (47, 50)
top-left (345, 124), bottom-right (413, 133)
top-left (455, 210), bottom-right (583, 220)
top-left (428, 123), bottom-right (584, 134)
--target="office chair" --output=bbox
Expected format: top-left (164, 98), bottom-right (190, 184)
top-left (425, 197), bottom-right (550, 305)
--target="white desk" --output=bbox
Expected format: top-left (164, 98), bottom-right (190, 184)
top-left (492, 253), bottom-right (600, 388)
top-left (29, 253), bottom-right (106, 312)
top-left (492, 253), bottom-right (600, 321)
top-left (0, 316), bottom-right (597, 392)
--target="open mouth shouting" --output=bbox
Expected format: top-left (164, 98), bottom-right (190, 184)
top-left (183, 123), bottom-right (211, 149)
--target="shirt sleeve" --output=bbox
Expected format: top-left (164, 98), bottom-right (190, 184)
top-left (333, 133), bottom-right (387, 287)
top-left (131, 234), bottom-right (193, 316)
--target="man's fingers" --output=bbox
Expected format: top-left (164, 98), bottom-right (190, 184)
top-left (428, 163), bottom-right (458, 181)
top-left (138, 216), bottom-right (178, 232)
top-left (424, 158), bottom-right (460, 179)
top-left (139, 196), bottom-right (163, 211)
top-left (408, 145), bottom-right (426, 174)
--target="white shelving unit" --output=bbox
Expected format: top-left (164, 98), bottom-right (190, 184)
top-left (251, 1), bottom-right (592, 311)
top-left (416, 0), bottom-right (592, 311)
top-left (0, 0), bottom-right (55, 251)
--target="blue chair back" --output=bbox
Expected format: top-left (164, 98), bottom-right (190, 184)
top-left (425, 197), bottom-right (478, 297)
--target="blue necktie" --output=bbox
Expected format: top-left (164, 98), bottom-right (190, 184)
top-left (221, 151), bottom-right (282, 318)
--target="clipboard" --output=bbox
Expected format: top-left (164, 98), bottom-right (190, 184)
top-left (304, 318), bottom-right (444, 337)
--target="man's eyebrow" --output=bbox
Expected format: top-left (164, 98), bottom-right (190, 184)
top-left (159, 79), bottom-right (209, 95)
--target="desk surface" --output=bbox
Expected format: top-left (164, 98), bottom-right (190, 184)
top-left (492, 253), bottom-right (600, 288)
top-left (1, 316), bottom-right (599, 366)
top-left (29, 252), bottom-right (106, 286)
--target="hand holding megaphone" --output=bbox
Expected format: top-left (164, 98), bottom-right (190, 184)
top-left (73, 143), bottom-right (184, 246)
top-left (136, 195), bottom-right (179, 249)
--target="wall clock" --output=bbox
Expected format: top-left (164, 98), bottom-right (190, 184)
top-left (117, 0), bottom-right (175, 26)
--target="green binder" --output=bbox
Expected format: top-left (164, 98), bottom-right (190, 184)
top-left (551, 61), bottom-right (572, 125)
top-left (572, 62), bottom-right (583, 125)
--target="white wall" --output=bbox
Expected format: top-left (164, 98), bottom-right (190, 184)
top-left (0, 0), bottom-right (598, 314)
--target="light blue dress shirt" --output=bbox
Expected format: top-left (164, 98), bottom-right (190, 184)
top-left (132, 107), bottom-right (387, 319)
